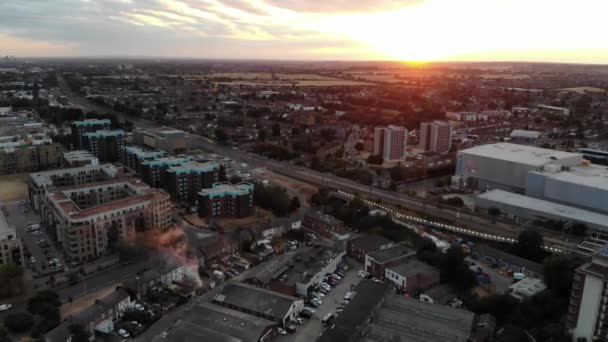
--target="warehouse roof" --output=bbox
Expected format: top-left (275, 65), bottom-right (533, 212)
top-left (319, 280), bottom-right (388, 342)
top-left (477, 189), bottom-right (608, 229)
top-left (458, 143), bottom-right (581, 167)
top-left (177, 302), bottom-right (274, 342)
top-left (510, 130), bottom-right (541, 139)
top-left (367, 245), bottom-right (415, 264)
top-left (532, 164), bottom-right (608, 191)
top-left (366, 295), bottom-right (475, 342)
top-left (213, 282), bottom-right (300, 322)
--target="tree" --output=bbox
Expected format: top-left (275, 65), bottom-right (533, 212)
top-left (214, 128), bottom-right (229, 142)
top-left (367, 154), bottom-right (384, 165)
top-left (0, 264), bottom-right (24, 298)
top-left (446, 197), bottom-right (465, 207)
top-left (68, 324), bottom-right (90, 342)
top-left (544, 254), bottom-right (584, 297)
top-left (258, 129), bottom-right (267, 142)
top-left (354, 142), bottom-right (364, 151)
top-left (488, 207), bottom-right (501, 216)
top-left (271, 123), bottom-right (281, 136)
top-left (27, 290), bottom-right (60, 315)
top-left (4, 312), bottom-right (34, 333)
top-left (290, 196), bottom-right (301, 211)
top-left (515, 229), bottom-right (544, 261)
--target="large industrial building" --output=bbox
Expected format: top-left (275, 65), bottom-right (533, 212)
top-left (373, 125), bottom-right (408, 161)
top-left (455, 143), bottom-right (582, 192)
top-left (40, 178), bottom-right (171, 262)
top-left (526, 163), bottom-right (608, 215)
top-left (476, 190), bottom-right (608, 234)
top-left (132, 127), bottom-right (186, 154)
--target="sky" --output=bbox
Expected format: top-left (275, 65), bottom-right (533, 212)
top-left (1, 0), bottom-right (607, 63)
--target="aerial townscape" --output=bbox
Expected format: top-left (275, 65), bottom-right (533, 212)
top-left (0, 1), bottom-right (608, 342)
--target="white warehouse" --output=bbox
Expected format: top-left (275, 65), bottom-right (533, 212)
top-left (527, 163), bottom-right (608, 215)
top-left (455, 143), bottom-right (583, 192)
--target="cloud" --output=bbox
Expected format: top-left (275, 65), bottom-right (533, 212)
top-left (262, 0), bottom-right (423, 13)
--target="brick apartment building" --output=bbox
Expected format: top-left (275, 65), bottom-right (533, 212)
top-left (28, 164), bottom-right (124, 211)
top-left (71, 119), bottom-right (111, 149)
top-left (82, 130), bottom-right (125, 163)
top-left (302, 211), bottom-right (346, 238)
top-left (365, 245), bottom-right (416, 279)
top-left (198, 182), bottom-right (254, 219)
top-left (140, 156), bottom-right (192, 188)
top-left (165, 161), bottom-right (220, 203)
top-left (419, 121), bottom-right (453, 154)
top-left (373, 125), bottom-right (408, 161)
top-left (347, 235), bottom-right (394, 262)
top-left (40, 178), bottom-right (171, 262)
top-left (121, 145), bottom-right (165, 174)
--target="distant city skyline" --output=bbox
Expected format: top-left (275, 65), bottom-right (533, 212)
top-left (1, 0), bottom-right (607, 64)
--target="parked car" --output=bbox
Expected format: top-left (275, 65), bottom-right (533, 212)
top-left (295, 317), bottom-right (305, 325)
top-left (340, 299), bottom-right (350, 306)
top-left (286, 324), bottom-right (297, 333)
top-left (299, 310), bottom-right (312, 319)
top-left (0, 304), bottom-right (12, 312)
top-left (117, 329), bottom-right (130, 338)
top-left (278, 328), bottom-right (287, 335)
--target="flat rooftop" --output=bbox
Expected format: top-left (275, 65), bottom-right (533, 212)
top-left (213, 282), bottom-right (300, 321)
top-left (72, 119), bottom-right (110, 126)
top-left (178, 302), bottom-right (274, 342)
top-left (199, 182), bottom-right (253, 198)
top-left (365, 295), bottom-right (475, 342)
top-left (458, 143), bottom-right (581, 167)
top-left (29, 164), bottom-right (119, 187)
top-left (48, 178), bottom-right (167, 221)
top-left (387, 260), bottom-right (438, 277)
top-left (532, 164), bottom-right (608, 191)
top-left (167, 161), bottom-right (220, 175)
top-left (63, 150), bottom-right (97, 162)
top-left (83, 129), bottom-right (125, 138)
top-left (123, 145), bottom-right (166, 159)
top-left (367, 245), bottom-right (415, 264)
top-left (477, 189), bottom-right (608, 229)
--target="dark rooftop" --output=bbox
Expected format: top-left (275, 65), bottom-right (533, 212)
top-left (366, 245), bottom-right (415, 264)
top-left (365, 294), bottom-right (475, 342)
top-left (175, 302), bottom-right (274, 342)
top-left (319, 280), bottom-right (388, 342)
top-left (213, 282), bottom-right (301, 322)
top-left (348, 235), bottom-right (393, 251)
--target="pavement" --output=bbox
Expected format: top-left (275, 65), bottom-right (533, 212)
top-left (274, 261), bottom-right (363, 342)
top-left (2, 200), bottom-right (64, 276)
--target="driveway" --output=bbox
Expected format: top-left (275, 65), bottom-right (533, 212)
top-left (275, 260), bottom-right (363, 342)
top-left (3, 200), bottom-right (65, 276)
